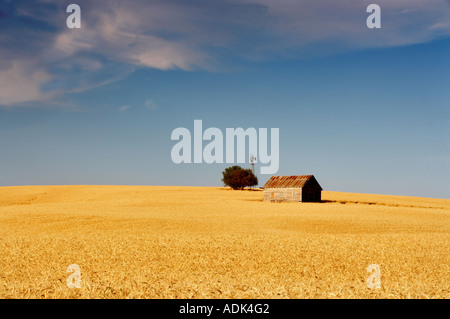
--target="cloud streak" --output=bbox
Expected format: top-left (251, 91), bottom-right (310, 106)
top-left (145, 99), bottom-right (158, 111)
top-left (0, 0), bottom-right (449, 107)
top-left (119, 105), bottom-right (131, 112)
top-left (0, 60), bottom-right (54, 106)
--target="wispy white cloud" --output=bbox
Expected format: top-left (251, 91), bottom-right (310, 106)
top-left (50, 1), bottom-right (217, 71)
top-left (0, 60), bottom-right (55, 106)
top-left (247, 0), bottom-right (450, 56)
top-left (1, 0), bottom-right (449, 107)
top-left (145, 99), bottom-right (158, 111)
top-left (119, 105), bottom-right (131, 112)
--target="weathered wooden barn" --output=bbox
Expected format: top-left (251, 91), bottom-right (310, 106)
top-left (263, 175), bottom-right (322, 202)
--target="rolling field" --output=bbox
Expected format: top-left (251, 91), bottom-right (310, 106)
top-left (0, 185), bottom-right (449, 299)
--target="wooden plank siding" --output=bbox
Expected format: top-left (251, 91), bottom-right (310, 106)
top-left (263, 188), bottom-right (302, 202)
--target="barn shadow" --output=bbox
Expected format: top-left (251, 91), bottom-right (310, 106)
top-left (220, 188), bottom-right (263, 192)
top-left (322, 199), bottom-right (379, 205)
top-left (321, 200), bottom-right (347, 204)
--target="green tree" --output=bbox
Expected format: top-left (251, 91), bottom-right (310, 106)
top-left (221, 166), bottom-right (258, 190)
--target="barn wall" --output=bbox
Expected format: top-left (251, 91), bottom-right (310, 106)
top-left (264, 187), bottom-right (322, 202)
top-left (263, 188), bottom-right (302, 202)
top-left (301, 187), bottom-right (322, 202)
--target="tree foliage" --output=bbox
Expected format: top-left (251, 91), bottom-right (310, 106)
top-left (221, 165), bottom-right (258, 190)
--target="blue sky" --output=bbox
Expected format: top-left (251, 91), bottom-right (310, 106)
top-left (0, 0), bottom-right (449, 198)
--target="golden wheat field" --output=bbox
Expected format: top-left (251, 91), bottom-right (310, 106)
top-left (0, 185), bottom-right (449, 299)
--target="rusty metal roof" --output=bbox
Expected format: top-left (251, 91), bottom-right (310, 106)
top-left (263, 175), bottom-right (322, 189)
